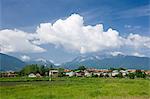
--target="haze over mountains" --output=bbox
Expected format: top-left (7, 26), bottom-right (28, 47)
top-left (0, 53), bottom-right (150, 71)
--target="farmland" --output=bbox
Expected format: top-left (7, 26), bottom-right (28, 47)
top-left (0, 77), bottom-right (150, 99)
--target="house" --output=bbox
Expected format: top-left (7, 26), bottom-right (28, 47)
top-left (93, 72), bottom-right (101, 77)
top-left (84, 70), bottom-right (92, 77)
top-left (36, 73), bottom-right (42, 77)
top-left (75, 70), bottom-right (85, 77)
top-left (28, 73), bottom-right (36, 78)
top-left (49, 70), bottom-right (59, 77)
top-left (0, 71), bottom-right (18, 77)
top-left (103, 72), bottom-right (110, 77)
top-left (65, 71), bottom-right (75, 77)
top-left (145, 70), bottom-right (150, 75)
top-left (111, 70), bottom-right (119, 77)
top-left (64, 69), bottom-right (71, 72)
top-left (120, 70), bottom-right (129, 76)
top-left (128, 69), bottom-right (136, 73)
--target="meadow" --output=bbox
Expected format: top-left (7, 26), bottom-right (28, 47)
top-left (0, 77), bottom-right (150, 99)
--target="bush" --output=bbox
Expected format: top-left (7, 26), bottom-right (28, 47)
top-left (128, 73), bottom-right (135, 79)
top-left (135, 70), bottom-right (146, 78)
top-left (92, 74), bottom-right (98, 77)
top-left (117, 73), bottom-right (123, 78)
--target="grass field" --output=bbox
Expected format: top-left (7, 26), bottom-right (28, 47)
top-left (0, 77), bottom-right (150, 99)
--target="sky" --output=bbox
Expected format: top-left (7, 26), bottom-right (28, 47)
top-left (0, 0), bottom-right (150, 64)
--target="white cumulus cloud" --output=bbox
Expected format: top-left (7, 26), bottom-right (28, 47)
top-left (125, 33), bottom-right (150, 49)
top-left (0, 29), bottom-right (46, 53)
top-left (34, 14), bottom-right (123, 53)
top-left (0, 14), bottom-right (149, 56)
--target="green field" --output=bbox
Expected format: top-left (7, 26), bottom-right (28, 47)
top-left (0, 77), bottom-right (150, 99)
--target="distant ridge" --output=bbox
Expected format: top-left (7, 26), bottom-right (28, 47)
top-left (0, 53), bottom-right (55, 71)
top-left (0, 53), bottom-right (26, 71)
top-left (61, 55), bottom-right (150, 70)
top-left (26, 59), bottom-right (55, 68)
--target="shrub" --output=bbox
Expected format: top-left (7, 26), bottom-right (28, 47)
top-left (128, 73), bottom-right (135, 79)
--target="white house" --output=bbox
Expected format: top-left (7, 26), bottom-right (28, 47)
top-left (49, 70), bottom-right (59, 77)
top-left (93, 72), bottom-right (101, 76)
top-left (111, 70), bottom-right (119, 77)
top-left (120, 70), bottom-right (129, 76)
top-left (84, 71), bottom-right (92, 77)
top-left (66, 71), bottom-right (75, 77)
top-left (28, 73), bottom-right (36, 78)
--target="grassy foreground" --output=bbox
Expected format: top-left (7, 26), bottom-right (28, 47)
top-left (0, 77), bottom-right (150, 99)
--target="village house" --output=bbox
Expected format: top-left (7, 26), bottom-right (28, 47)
top-left (49, 70), bottom-right (59, 77)
top-left (128, 69), bottom-right (136, 73)
top-left (0, 71), bottom-right (18, 77)
top-left (111, 70), bottom-right (119, 77)
top-left (93, 72), bottom-right (101, 77)
top-left (75, 70), bottom-right (85, 77)
top-left (28, 73), bottom-right (36, 78)
top-left (145, 70), bottom-right (150, 75)
top-left (36, 73), bottom-right (42, 78)
top-left (64, 69), bottom-right (71, 72)
top-left (65, 71), bottom-right (75, 77)
top-left (84, 70), bottom-right (92, 77)
top-left (120, 70), bottom-right (129, 76)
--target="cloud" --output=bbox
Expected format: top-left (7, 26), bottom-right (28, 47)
top-left (125, 33), bottom-right (150, 49)
top-left (132, 52), bottom-right (145, 57)
top-left (34, 14), bottom-right (123, 53)
top-left (21, 55), bottom-right (31, 61)
top-left (110, 51), bottom-right (124, 56)
top-left (0, 29), bottom-right (46, 53)
top-left (0, 14), bottom-right (149, 56)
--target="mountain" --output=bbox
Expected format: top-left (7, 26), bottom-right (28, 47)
top-left (0, 53), bottom-right (55, 71)
top-left (61, 55), bottom-right (150, 70)
top-left (26, 58), bottom-right (55, 68)
top-left (0, 53), bottom-right (26, 71)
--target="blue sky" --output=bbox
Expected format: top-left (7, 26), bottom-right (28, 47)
top-left (1, 0), bottom-right (150, 64)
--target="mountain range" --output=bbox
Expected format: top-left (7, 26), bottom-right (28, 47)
top-left (61, 54), bottom-right (150, 70)
top-left (0, 53), bottom-right (150, 71)
top-left (0, 53), bottom-right (54, 71)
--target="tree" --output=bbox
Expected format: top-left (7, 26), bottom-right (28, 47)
top-left (78, 66), bottom-right (86, 71)
top-left (117, 73), bottom-right (123, 78)
top-left (118, 67), bottom-right (126, 71)
top-left (39, 65), bottom-right (49, 76)
top-left (109, 67), bottom-right (115, 71)
top-left (20, 64), bottom-right (49, 76)
top-left (50, 65), bottom-right (53, 69)
top-left (135, 70), bottom-right (146, 78)
top-left (20, 64), bottom-right (39, 75)
top-left (128, 73), bottom-right (135, 79)
top-left (58, 68), bottom-right (65, 77)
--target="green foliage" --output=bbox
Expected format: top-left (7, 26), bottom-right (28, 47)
top-left (92, 74), bottom-right (98, 77)
top-left (135, 70), bottom-right (146, 78)
top-left (78, 66), bottom-right (86, 71)
top-left (99, 73), bottom-right (104, 77)
top-left (117, 73), bottom-right (123, 78)
top-left (20, 64), bottom-right (49, 76)
top-left (58, 68), bottom-right (65, 77)
top-left (39, 65), bottom-right (49, 76)
top-left (109, 67), bottom-right (126, 71)
top-left (128, 73), bottom-right (135, 79)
